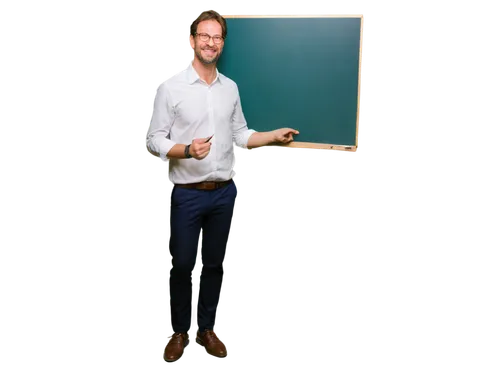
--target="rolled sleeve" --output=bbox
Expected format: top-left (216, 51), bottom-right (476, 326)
top-left (234, 128), bottom-right (256, 149)
top-left (232, 89), bottom-right (256, 148)
top-left (146, 83), bottom-right (176, 160)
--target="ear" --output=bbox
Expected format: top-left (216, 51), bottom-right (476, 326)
top-left (189, 34), bottom-right (195, 49)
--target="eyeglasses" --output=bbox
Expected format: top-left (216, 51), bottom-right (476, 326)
top-left (196, 33), bottom-right (224, 44)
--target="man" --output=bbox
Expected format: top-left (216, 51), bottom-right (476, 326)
top-left (146, 10), bottom-right (298, 362)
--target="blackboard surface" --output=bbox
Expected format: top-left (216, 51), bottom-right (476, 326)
top-left (218, 16), bottom-right (363, 151)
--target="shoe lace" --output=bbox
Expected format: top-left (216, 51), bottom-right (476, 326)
top-left (168, 332), bottom-right (186, 343)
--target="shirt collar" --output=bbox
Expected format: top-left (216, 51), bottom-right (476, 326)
top-left (187, 62), bottom-right (222, 85)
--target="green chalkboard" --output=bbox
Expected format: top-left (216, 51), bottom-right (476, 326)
top-left (218, 16), bottom-right (363, 151)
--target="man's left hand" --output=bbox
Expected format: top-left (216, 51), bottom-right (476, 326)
top-left (272, 128), bottom-right (299, 143)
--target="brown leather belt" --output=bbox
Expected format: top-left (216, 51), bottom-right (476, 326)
top-left (175, 179), bottom-right (232, 190)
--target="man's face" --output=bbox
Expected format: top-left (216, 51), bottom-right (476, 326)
top-left (190, 20), bottom-right (224, 65)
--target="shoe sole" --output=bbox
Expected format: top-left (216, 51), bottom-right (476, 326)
top-left (196, 337), bottom-right (227, 358)
top-left (160, 339), bottom-right (192, 365)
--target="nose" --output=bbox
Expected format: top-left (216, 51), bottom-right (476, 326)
top-left (207, 37), bottom-right (215, 47)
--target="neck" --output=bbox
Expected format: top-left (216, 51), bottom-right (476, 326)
top-left (192, 59), bottom-right (217, 85)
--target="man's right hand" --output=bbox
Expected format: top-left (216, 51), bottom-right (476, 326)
top-left (188, 136), bottom-right (212, 160)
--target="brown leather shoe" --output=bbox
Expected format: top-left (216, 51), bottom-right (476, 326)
top-left (163, 332), bottom-right (189, 362)
top-left (196, 330), bottom-right (227, 358)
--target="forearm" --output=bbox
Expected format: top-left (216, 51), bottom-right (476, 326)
top-left (246, 131), bottom-right (276, 149)
top-left (166, 144), bottom-right (189, 159)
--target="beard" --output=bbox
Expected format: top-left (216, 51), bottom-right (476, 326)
top-left (195, 44), bottom-right (222, 65)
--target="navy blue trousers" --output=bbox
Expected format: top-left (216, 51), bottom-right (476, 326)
top-left (169, 181), bottom-right (237, 333)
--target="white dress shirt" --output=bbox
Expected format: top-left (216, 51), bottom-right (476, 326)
top-left (146, 63), bottom-right (256, 184)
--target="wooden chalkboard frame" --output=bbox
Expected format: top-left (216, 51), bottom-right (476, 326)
top-left (222, 15), bottom-right (364, 152)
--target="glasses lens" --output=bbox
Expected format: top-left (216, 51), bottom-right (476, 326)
top-left (197, 33), bottom-right (222, 43)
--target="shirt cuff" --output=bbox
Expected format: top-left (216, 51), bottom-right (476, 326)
top-left (158, 138), bottom-right (176, 161)
top-left (238, 129), bottom-right (257, 149)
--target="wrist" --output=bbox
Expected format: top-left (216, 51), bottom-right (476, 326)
top-left (270, 130), bottom-right (279, 143)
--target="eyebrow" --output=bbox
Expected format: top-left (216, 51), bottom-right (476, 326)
top-left (198, 32), bottom-right (222, 36)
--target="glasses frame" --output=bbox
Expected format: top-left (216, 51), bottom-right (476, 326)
top-left (195, 32), bottom-right (224, 44)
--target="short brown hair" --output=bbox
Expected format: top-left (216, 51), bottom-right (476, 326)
top-left (190, 10), bottom-right (227, 40)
